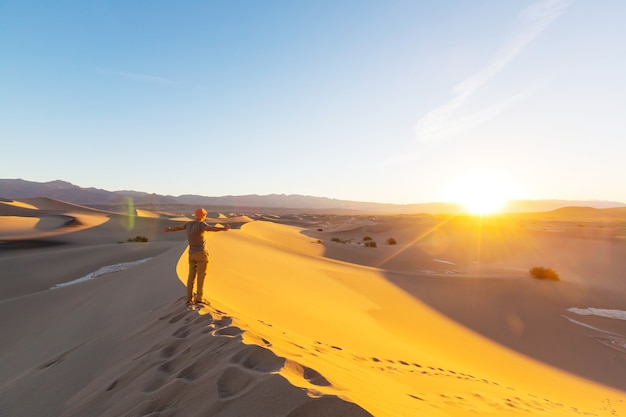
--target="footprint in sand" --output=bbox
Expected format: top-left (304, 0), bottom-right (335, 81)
top-left (176, 363), bottom-right (198, 381)
top-left (137, 397), bottom-right (175, 417)
top-left (143, 357), bottom-right (183, 392)
top-left (215, 345), bottom-right (295, 401)
top-left (302, 366), bottom-right (331, 387)
top-left (157, 359), bottom-right (177, 374)
top-left (211, 326), bottom-right (243, 338)
top-left (192, 314), bottom-right (211, 325)
top-left (143, 375), bottom-right (168, 393)
top-left (157, 303), bottom-right (190, 323)
top-left (229, 345), bottom-right (285, 373)
top-left (216, 366), bottom-right (257, 400)
top-left (213, 316), bottom-right (233, 328)
top-left (176, 352), bottom-right (219, 382)
top-left (172, 325), bottom-right (190, 339)
top-left (159, 340), bottom-right (184, 359)
top-left (167, 312), bottom-right (188, 324)
top-left (283, 359), bottom-right (331, 387)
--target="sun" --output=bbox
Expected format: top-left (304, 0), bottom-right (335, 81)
top-left (446, 171), bottom-right (514, 215)
top-left (462, 192), bottom-right (507, 215)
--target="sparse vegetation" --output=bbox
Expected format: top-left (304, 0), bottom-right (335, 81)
top-left (330, 236), bottom-right (378, 247)
top-left (317, 239), bottom-right (322, 244)
top-left (128, 236), bottom-right (149, 242)
top-left (386, 237), bottom-right (397, 245)
top-left (317, 228), bottom-right (323, 232)
top-left (529, 266), bottom-right (559, 281)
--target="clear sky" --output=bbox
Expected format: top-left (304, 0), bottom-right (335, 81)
top-left (1, 0), bottom-right (625, 205)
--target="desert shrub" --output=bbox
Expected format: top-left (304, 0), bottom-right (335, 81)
top-left (386, 237), bottom-right (397, 245)
top-left (331, 237), bottom-right (342, 243)
top-left (128, 236), bottom-right (149, 242)
top-left (317, 239), bottom-right (322, 244)
top-left (363, 236), bottom-right (373, 241)
top-left (317, 228), bottom-right (323, 232)
top-left (529, 266), bottom-right (559, 281)
top-left (364, 241), bottom-right (377, 248)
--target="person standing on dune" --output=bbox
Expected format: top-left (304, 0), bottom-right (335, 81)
top-left (163, 208), bottom-right (230, 305)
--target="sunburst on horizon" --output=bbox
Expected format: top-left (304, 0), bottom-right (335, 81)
top-left (446, 170), bottom-right (518, 215)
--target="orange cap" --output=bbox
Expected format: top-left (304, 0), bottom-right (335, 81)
top-left (195, 208), bottom-right (207, 219)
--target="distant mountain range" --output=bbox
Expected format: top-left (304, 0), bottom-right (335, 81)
top-left (1, 178), bottom-right (624, 214)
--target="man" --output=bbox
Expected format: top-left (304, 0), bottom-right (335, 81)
top-left (163, 208), bottom-right (230, 305)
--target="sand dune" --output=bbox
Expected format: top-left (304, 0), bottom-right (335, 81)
top-left (172, 220), bottom-right (626, 416)
top-left (135, 208), bottom-right (164, 218)
top-left (0, 199), bottom-right (38, 210)
top-left (1, 203), bottom-right (625, 416)
top-left (0, 198), bottom-right (112, 241)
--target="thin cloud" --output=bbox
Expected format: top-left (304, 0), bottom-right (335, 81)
top-left (99, 69), bottom-right (176, 85)
top-left (428, 86), bottom-right (538, 142)
top-left (414, 0), bottom-right (571, 144)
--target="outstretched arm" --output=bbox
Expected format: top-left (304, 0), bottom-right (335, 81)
top-left (207, 224), bottom-right (231, 232)
top-left (163, 225), bottom-right (185, 232)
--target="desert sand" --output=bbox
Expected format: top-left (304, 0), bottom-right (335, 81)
top-left (1, 198), bottom-right (625, 416)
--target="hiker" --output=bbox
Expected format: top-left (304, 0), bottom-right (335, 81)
top-left (163, 208), bottom-right (230, 305)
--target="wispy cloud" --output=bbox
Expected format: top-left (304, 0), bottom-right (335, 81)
top-left (414, 0), bottom-right (571, 144)
top-left (99, 69), bottom-right (176, 85)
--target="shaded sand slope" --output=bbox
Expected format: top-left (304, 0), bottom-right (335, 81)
top-left (0, 203), bottom-right (370, 417)
top-left (0, 244), bottom-right (185, 417)
top-left (0, 241), bottom-right (179, 301)
top-left (0, 244), bottom-right (371, 417)
top-left (387, 274), bottom-right (626, 392)
top-left (180, 221), bottom-right (626, 416)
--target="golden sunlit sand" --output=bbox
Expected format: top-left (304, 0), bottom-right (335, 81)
top-left (1, 198), bottom-right (625, 416)
top-left (178, 220), bottom-right (626, 416)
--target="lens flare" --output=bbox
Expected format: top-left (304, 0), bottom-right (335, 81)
top-left (446, 170), bottom-right (516, 215)
top-left (125, 197), bottom-right (135, 230)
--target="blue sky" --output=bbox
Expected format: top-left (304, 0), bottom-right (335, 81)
top-left (1, 0), bottom-right (625, 205)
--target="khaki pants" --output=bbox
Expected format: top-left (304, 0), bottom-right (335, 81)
top-left (187, 250), bottom-right (209, 302)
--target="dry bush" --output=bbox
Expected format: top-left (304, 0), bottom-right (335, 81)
top-left (529, 266), bottom-right (559, 281)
